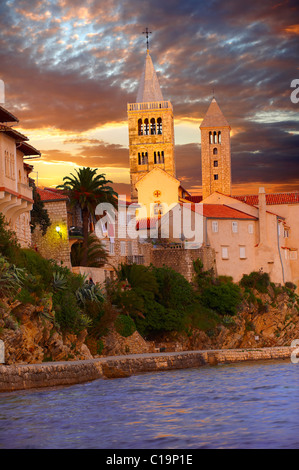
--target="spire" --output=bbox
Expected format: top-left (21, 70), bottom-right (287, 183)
top-left (136, 51), bottom-right (164, 103)
top-left (200, 98), bottom-right (230, 128)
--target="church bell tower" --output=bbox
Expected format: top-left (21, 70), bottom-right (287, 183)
top-left (200, 98), bottom-right (231, 200)
top-left (127, 40), bottom-right (175, 201)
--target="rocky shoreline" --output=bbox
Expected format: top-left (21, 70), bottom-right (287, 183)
top-left (0, 346), bottom-right (295, 393)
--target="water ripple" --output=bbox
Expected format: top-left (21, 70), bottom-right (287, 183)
top-left (0, 360), bottom-right (298, 449)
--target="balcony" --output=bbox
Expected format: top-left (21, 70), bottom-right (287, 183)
top-left (69, 226), bottom-right (83, 238)
top-left (126, 255), bottom-right (145, 265)
top-left (127, 101), bottom-right (172, 112)
top-left (17, 182), bottom-right (33, 201)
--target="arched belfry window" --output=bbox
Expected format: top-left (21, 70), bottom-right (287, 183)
top-left (218, 131), bottom-right (221, 144)
top-left (209, 132), bottom-right (213, 144)
top-left (138, 152), bottom-right (148, 165)
top-left (213, 131), bottom-right (217, 144)
top-left (157, 117), bottom-right (162, 135)
top-left (144, 118), bottom-right (149, 135)
top-left (138, 119), bottom-right (143, 136)
top-left (213, 148), bottom-right (218, 155)
top-left (150, 118), bottom-right (156, 135)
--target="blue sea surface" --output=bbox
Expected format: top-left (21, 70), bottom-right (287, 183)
top-left (0, 360), bottom-right (298, 449)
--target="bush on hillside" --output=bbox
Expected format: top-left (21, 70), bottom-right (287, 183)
top-left (200, 281), bottom-right (242, 316)
top-left (115, 314), bottom-right (136, 337)
top-left (240, 271), bottom-right (270, 294)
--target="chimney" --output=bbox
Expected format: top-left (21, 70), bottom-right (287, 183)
top-left (258, 187), bottom-right (267, 245)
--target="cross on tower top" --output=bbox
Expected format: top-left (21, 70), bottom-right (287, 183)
top-left (142, 27), bottom-right (152, 51)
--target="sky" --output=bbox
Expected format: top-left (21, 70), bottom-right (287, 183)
top-left (0, 0), bottom-right (298, 198)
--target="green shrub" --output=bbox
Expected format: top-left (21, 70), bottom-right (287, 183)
top-left (200, 282), bottom-right (242, 316)
top-left (0, 213), bottom-right (20, 261)
top-left (240, 271), bottom-right (270, 294)
top-left (222, 315), bottom-right (236, 325)
top-left (16, 288), bottom-right (37, 305)
top-left (115, 314), bottom-right (136, 337)
top-left (0, 256), bottom-right (25, 297)
top-left (285, 282), bottom-right (297, 291)
top-left (184, 302), bottom-right (221, 331)
top-left (15, 249), bottom-right (54, 289)
top-left (193, 259), bottom-right (214, 291)
top-left (53, 290), bottom-right (91, 333)
top-left (151, 265), bottom-right (194, 309)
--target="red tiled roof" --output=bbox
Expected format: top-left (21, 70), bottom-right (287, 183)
top-left (190, 204), bottom-right (258, 220)
top-left (234, 192), bottom-right (299, 206)
top-left (186, 195), bottom-right (203, 203)
top-left (37, 188), bottom-right (68, 202)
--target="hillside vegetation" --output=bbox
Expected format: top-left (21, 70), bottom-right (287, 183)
top-left (1, 214), bottom-right (299, 362)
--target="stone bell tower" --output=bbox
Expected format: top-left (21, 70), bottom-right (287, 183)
top-left (127, 48), bottom-right (175, 201)
top-left (200, 98), bottom-right (231, 200)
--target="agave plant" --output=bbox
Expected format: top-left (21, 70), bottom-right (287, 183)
top-left (52, 271), bottom-right (68, 291)
top-left (0, 256), bottom-right (25, 297)
top-left (76, 282), bottom-right (104, 307)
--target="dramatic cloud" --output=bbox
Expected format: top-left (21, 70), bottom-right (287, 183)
top-left (0, 0), bottom-right (298, 194)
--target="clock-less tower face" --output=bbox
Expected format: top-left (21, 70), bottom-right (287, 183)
top-left (127, 50), bottom-right (175, 202)
top-left (200, 98), bottom-right (231, 200)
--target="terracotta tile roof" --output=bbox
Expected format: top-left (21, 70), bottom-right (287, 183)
top-left (200, 98), bottom-right (230, 128)
top-left (190, 204), bottom-right (258, 220)
top-left (234, 192), bottom-right (299, 206)
top-left (186, 195), bottom-right (203, 203)
top-left (37, 188), bottom-right (68, 202)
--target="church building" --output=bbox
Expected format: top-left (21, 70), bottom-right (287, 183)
top-left (127, 45), bottom-right (299, 289)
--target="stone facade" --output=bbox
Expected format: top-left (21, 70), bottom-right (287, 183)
top-left (127, 51), bottom-right (175, 201)
top-left (200, 99), bottom-right (231, 199)
top-left (32, 197), bottom-right (71, 269)
top-left (128, 101), bottom-right (175, 201)
top-left (147, 245), bottom-right (216, 282)
top-left (0, 105), bottom-right (39, 248)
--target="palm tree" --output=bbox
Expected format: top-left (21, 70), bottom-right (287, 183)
top-left (57, 167), bottom-right (117, 266)
top-left (71, 233), bottom-right (108, 267)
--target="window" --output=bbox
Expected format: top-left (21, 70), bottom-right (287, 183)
top-left (144, 118), bottom-right (149, 135)
top-left (214, 174), bottom-right (218, 180)
top-left (212, 221), bottom-right (218, 233)
top-left (209, 132), bottom-right (213, 144)
top-left (213, 131), bottom-right (217, 144)
top-left (150, 118), bottom-right (156, 135)
top-left (221, 246), bottom-right (229, 259)
top-left (120, 241), bottom-right (126, 256)
top-left (214, 160), bottom-right (218, 167)
top-left (109, 239), bottom-right (115, 255)
top-left (5, 150), bottom-right (9, 177)
top-left (290, 251), bottom-right (297, 260)
top-left (138, 152), bottom-right (148, 165)
top-left (154, 203), bottom-right (163, 216)
top-left (138, 118), bottom-right (143, 135)
top-left (213, 148), bottom-right (218, 155)
top-left (284, 229), bottom-right (289, 238)
top-left (239, 246), bottom-right (246, 259)
top-left (154, 151), bottom-right (164, 164)
top-left (218, 131), bottom-right (221, 144)
top-left (157, 117), bottom-right (162, 135)
top-left (248, 224), bottom-right (254, 234)
top-left (232, 221), bottom-right (238, 233)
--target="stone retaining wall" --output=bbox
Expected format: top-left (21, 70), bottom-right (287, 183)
top-left (0, 346), bottom-right (295, 393)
